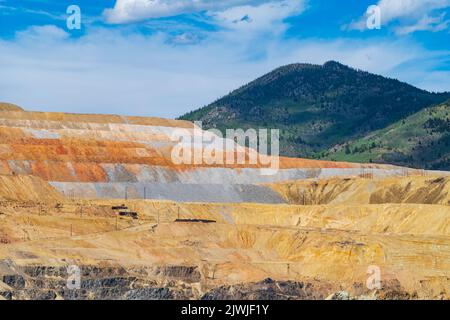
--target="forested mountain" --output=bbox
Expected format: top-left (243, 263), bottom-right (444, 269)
top-left (180, 61), bottom-right (450, 168)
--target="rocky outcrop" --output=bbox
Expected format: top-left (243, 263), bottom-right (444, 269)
top-left (0, 263), bottom-right (199, 300)
top-left (202, 278), bottom-right (331, 300)
top-left (0, 264), bottom-right (418, 300)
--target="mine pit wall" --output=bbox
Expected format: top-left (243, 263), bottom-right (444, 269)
top-left (0, 263), bottom-right (417, 300)
top-left (49, 182), bottom-right (286, 203)
top-left (0, 263), bottom-right (205, 300)
top-left (3, 159), bottom-right (440, 185)
top-left (46, 167), bottom-right (423, 202)
top-left (1, 159), bottom-right (446, 203)
top-left (269, 176), bottom-right (450, 206)
top-left (0, 110), bottom-right (193, 128)
top-left (1, 109), bottom-right (448, 204)
top-left (2, 208), bottom-right (448, 299)
top-left (0, 174), bottom-right (63, 202)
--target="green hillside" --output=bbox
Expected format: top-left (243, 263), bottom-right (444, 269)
top-left (322, 99), bottom-right (450, 170)
top-left (180, 61), bottom-right (450, 163)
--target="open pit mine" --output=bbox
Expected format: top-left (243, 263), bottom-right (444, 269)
top-left (0, 102), bottom-right (448, 300)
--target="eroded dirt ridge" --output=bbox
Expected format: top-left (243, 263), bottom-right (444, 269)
top-left (268, 176), bottom-right (450, 205)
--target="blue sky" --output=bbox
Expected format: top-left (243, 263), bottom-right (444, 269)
top-left (0, 0), bottom-right (449, 117)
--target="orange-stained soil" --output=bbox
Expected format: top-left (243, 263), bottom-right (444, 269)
top-left (0, 110), bottom-right (193, 128)
top-left (0, 106), bottom-right (398, 181)
top-left (0, 104), bottom-right (448, 300)
top-left (0, 103), bottom-right (24, 112)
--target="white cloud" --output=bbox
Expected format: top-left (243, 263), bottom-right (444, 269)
top-left (103, 0), bottom-right (305, 34)
top-left (0, 26), bottom-right (260, 118)
top-left (278, 39), bottom-right (420, 74)
top-left (170, 32), bottom-right (201, 44)
top-left (376, 0), bottom-right (449, 23)
top-left (208, 0), bottom-right (304, 34)
top-left (347, 0), bottom-right (450, 34)
top-left (0, 4), bottom-right (65, 21)
top-left (104, 0), bottom-right (259, 23)
top-left (1, 24), bottom-right (448, 119)
top-left (15, 25), bottom-right (69, 42)
top-left (414, 70), bottom-right (450, 92)
top-left (395, 13), bottom-right (450, 34)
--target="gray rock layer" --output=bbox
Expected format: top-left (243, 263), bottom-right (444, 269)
top-left (50, 182), bottom-right (286, 204)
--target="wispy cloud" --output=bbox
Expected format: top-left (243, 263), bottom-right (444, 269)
top-left (207, 0), bottom-right (304, 34)
top-left (103, 0), bottom-right (258, 24)
top-left (346, 0), bottom-right (450, 34)
top-left (15, 25), bottom-right (69, 41)
top-left (103, 0), bottom-right (306, 36)
top-left (0, 1), bottom-right (448, 118)
top-left (0, 3), bottom-right (65, 20)
top-left (1, 24), bottom-right (448, 119)
top-left (395, 13), bottom-right (450, 34)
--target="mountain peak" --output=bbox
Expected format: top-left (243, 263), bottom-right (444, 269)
top-left (276, 61), bottom-right (350, 72)
top-left (180, 62), bottom-right (450, 167)
top-left (323, 60), bottom-right (349, 69)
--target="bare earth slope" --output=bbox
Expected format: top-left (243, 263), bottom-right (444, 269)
top-left (0, 174), bottom-right (63, 202)
top-left (0, 103), bottom-right (448, 300)
top-left (0, 103), bottom-right (416, 203)
top-left (0, 194), bottom-right (448, 299)
top-left (268, 176), bottom-right (450, 205)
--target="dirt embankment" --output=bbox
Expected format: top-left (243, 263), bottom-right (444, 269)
top-left (268, 176), bottom-right (450, 205)
top-left (0, 174), bottom-right (63, 202)
top-left (0, 197), bottom-right (448, 299)
top-left (0, 104), bottom-right (448, 300)
top-left (0, 107), bottom-right (192, 128)
top-left (0, 103), bottom-right (24, 112)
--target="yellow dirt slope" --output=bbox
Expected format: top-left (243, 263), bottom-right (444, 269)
top-left (0, 109), bottom-right (193, 127)
top-left (0, 103), bottom-right (24, 112)
top-left (0, 196), bottom-right (448, 298)
top-left (268, 176), bottom-right (450, 205)
top-left (0, 174), bottom-right (63, 202)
